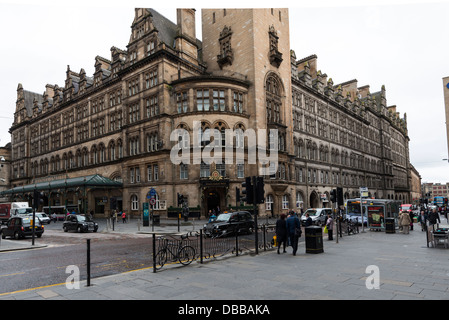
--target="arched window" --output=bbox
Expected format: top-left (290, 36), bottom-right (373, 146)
top-left (131, 194), bottom-right (139, 211)
top-left (266, 74), bottom-right (282, 124)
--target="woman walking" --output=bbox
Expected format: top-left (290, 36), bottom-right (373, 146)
top-left (275, 214), bottom-right (288, 254)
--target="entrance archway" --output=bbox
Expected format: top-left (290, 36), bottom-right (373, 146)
top-left (309, 191), bottom-right (320, 208)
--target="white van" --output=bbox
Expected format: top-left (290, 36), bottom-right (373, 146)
top-left (300, 208), bottom-right (332, 226)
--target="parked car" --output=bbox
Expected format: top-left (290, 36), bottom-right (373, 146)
top-left (300, 208), bottom-right (332, 226)
top-left (26, 213), bottom-right (51, 225)
top-left (63, 214), bottom-right (98, 233)
top-left (1, 216), bottom-right (44, 240)
top-left (203, 211), bottom-right (254, 238)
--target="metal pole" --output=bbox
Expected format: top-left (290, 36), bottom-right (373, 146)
top-left (360, 194), bottom-right (365, 233)
top-left (253, 176), bottom-right (258, 255)
top-left (200, 229), bottom-right (203, 264)
top-left (86, 239), bottom-right (91, 286)
top-left (32, 207), bottom-right (36, 246)
top-left (152, 233), bottom-right (157, 273)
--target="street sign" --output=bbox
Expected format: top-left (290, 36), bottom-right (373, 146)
top-left (149, 188), bottom-right (156, 197)
top-left (149, 198), bottom-right (156, 206)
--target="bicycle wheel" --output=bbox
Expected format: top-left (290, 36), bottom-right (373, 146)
top-left (177, 246), bottom-right (195, 266)
top-left (154, 249), bottom-right (168, 270)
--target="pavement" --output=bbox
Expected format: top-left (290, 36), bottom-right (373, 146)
top-left (1, 216), bottom-right (449, 301)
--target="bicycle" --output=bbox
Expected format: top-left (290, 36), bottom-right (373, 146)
top-left (154, 234), bottom-right (196, 270)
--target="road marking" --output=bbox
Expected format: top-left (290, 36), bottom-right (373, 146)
top-left (0, 272), bottom-right (25, 277)
top-left (0, 282), bottom-right (66, 297)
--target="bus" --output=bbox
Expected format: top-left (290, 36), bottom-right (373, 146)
top-left (345, 198), bottom-right (401, 230)
top-left (434, 196), bottom-right (447, 207)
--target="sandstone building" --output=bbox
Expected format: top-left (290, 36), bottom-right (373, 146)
top-left (4, 8), bottom-right (413, 217)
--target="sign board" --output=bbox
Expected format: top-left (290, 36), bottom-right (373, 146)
top-left (149, 198), bottom-right (156, 206)
top-left (149, 188), bottom-right (157, 197)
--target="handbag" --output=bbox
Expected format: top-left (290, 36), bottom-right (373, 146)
top-left (324, 225), bottom-right (328, 234)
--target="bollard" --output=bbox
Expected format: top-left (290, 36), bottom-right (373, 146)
top-left (86, 239), bottom-right (91, 287)
top-left (199, 229), bottom-right (203, 264)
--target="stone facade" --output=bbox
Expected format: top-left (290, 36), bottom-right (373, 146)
top-left (7, 8), bottom-right (413, 217)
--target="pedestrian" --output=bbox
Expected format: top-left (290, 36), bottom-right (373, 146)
top-left (275, 213), bottom-right (288, 254)
top-left (419, 209), bottom-right (426, 231)
top-left (286, 212), bottom-right (301, 255)
top-left (122, 211), bottom-right (127, 223)
top-left (409, 211), bottom-right (415, 231)
top-left (52, 212), bottom-right (57, 223)
top-left (304, 213), bottom-right (312, 227)
top-left (209, 212), bottom-right (216, 223)
top-left (400, 211), bottom-right (411, 234)
top-left (326, 214), bottom-right (334, 240)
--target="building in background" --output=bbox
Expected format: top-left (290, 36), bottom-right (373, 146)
top-left (4, 8), bottom-right (415, 217)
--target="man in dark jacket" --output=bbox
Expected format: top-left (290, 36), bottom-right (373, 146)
top-left (286, 212), bottom-right (301, 256)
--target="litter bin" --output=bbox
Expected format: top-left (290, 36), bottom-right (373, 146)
top-left (152, 214), bottom-right (160, 226)
top-left (305, 226), bottom-right (323, 254)
top-left (385, 218), bottom-right (395, 234)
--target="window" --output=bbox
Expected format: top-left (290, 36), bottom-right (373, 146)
top-left (237, 163), bottom-right (244, 178)
top-left (177, 91), bottom-right (188, 113)
top-left (180, 164), bottom-right (188, 180)
top-left (128, 103), bottom-right (140, 124)
top-left (233, 91), bottom-right (243, 113)
top-left (282, 195), bottom-right (289, 210)
top-left (200, 162), bottom-right (210, 178)
top-left (145, 69), bottom-right (158, 89)
top-left (131, 195), bottom-right (139, 211)
top-left (145, 95), bottom-right (159, 118)
top-left (266, 75), bottom-right (282, 124)
top-left (147, 163), bottom-right (159, 181)
top-left (266, 194), bottom-right (274, 211)
top-left (130, 167), bottom-right (140, 183)
top-left (213, 89), bottom-right (225, 111)
top-left (196, 89), bottom-right (210, 111)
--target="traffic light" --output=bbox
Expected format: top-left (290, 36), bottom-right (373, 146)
top-left (330, 189), bottom-right (337, 203)
top-left (236, 187), bottom-right (241, 203)
top-left (177, 193), bottom-right (184, 206)
top-left (241, 177), bottom-right (254, 204)
top-left (336, 187), bottom-right (344, 206)
top-left (255, 176), bottom-right (264, 204)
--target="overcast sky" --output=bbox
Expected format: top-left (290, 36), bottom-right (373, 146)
top-left (1, 0), bottom-right (448, 184)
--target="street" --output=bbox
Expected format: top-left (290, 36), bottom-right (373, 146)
top-left (0, 231), bottom-right (153, 294)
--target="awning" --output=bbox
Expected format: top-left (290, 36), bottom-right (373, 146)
top-left (0, 174), bottom-right (122, 196)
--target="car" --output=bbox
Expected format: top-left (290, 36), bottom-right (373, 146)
top-left (26, 212), bottom-right (51, 225)
top-left (1, 216), bottom-right (44, 240)
top-left (63, 214), bottom-right (98, 233)
top-left (203, 211), bottom-right (255, 238)
top-left (300, 208), bottom-right (332, 226)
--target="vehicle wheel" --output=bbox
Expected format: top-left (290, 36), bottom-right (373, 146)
top-left (77, 226), bottom-right (83, 233)
top-left (14, 231), bottom-right (20, 240)
top-left (154, 250), bottom-right (167, 270)
top-left (1, 233), bottom-right (5, 239)
top-left (37, 234), bottom-right (42, 238)
top-left (63, 226), bottom-right (68, 232)
top-left (178, 246), bottom-right (195, 266)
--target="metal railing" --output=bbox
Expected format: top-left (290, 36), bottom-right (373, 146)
top-left (151, 224), bottom-right (277, 272)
